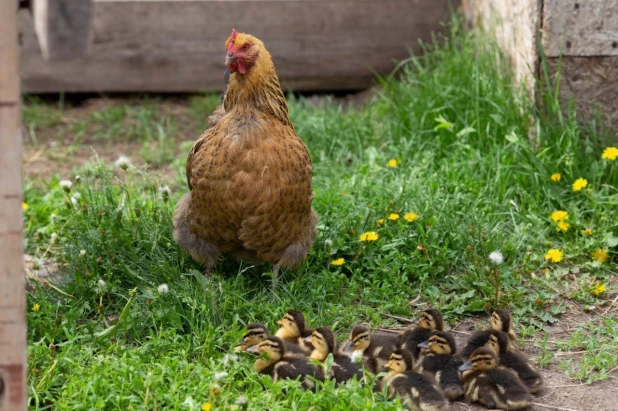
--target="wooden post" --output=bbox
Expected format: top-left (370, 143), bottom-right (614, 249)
top-left (0, 0), bottom-right (26, 410)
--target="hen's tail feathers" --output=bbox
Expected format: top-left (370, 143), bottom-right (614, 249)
top-left (173, 193), bottom-right (221, 268)
top-left (277, 209), bottom-right (318, 269)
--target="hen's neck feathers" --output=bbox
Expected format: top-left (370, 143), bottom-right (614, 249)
top-left (224, 49), bottom-right (293, 130)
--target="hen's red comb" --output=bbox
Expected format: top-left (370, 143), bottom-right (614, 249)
top-left (230, 29), bottom-right (238, 42)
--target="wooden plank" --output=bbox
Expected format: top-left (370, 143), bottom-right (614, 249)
top-left (542, 0), bottom-right (618, 57)
top-left (32, 0), bottom-right (94, 59)
top-left (547, 56), bottom-right (618, 126)
top-left (0, 0), bottom-right (26, 409)
top-left (21, 0), bottom-right (457, 92)
top-left (462, 0), bottom-right (541, 94)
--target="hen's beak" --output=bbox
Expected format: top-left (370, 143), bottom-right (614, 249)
top-left (225, 53), bottom-right (238, 65)
top-left (458, 360), bottom-right (472, 372)
top-left (417, 341), bottom-right (430, 349)
top-left (246, 345), bottom-right (260, 354)
top-left (343, 341), bottom-right (354, 351)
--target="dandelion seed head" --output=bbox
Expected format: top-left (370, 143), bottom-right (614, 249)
top-left (223, 354), bottom-right (238, 367)
top-left (157, 284), bottom-right (169, 294)
top-left (235, 395), bottom-right (248, 406)
top-left (488, 251), bottom-right (504, 265)
top-left (59, 180), bottom-right (72, 192)
top-left (115, 155), bottom-right (132, 171)
top-left (214, 371), bottom-right (228, 381)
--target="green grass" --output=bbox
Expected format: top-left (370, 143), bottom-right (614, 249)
top-left (24, 19), bottom-right (617, 409)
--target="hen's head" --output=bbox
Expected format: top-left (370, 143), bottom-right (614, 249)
top-left (225, 29), bottom-right (263, 74)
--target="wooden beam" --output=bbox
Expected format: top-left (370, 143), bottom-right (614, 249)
top-left (21, 0), bottom-right (456, 92)
top-left (32, 0), bottom-right (94, 60)
top-left (0, 0), bottom-right (26, 410)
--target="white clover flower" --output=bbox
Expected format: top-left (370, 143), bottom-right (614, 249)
top-left (223, 353), bottom-right (238, 367)
top-left (214, 371), bottom-right (229, 381)
top-left (324, 239), bottom-right (333, 247)
top-left (79, 249), bottom-right (86, 256)
top-left (489, 250), bottom-right (504, 265)
top-left (235, 395), bottom-right (248, 407)
top-left (351, 350), bottom-right (363, 364)
top-left (157, 284), bottom-right (169, 294)
top-left (115, 155), bottom-right (132, 171)
top-left (96, 279), bottom-right (107, 292)
top-left (59, 180), bottom-right (72, 192)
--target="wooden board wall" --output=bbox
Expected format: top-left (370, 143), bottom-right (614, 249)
top-left (0, 1), bottom-right (26, 410)
top-left (21, 0), bottom-right (457, 93)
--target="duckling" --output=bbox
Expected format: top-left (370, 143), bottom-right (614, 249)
top-left (416, 331), bottom-right (464, 400)
top-left (307, 327), bottom-right (364, 384)
top-left (492, 309), bottom-right (521, 350)
top-left (247, 336), bottom-right (324, 390)
top-left (233, 323), bottom-right (306, 356)
top-left (344, 325), bottom-right (400, 374)
top-left (459, 347), bottom-right (531, 410)
top-left (400, 308), bottom-right (444, 361)
top-left (382, 349), bottom-right (448, 411)
top-left (487, 331), bottom-right (543, 393)
top-left (274, 310), bottom-right (314, 354)
top-left (459, 309), bottom-right (519, 359)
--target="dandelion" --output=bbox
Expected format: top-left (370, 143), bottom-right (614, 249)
top-left (157, 284), bottom-right (169, 294)
top-left (214, 371), bottom-right (229, 381)
top-left (115, 155), bottom-right (132, 171)
top-left (550, 211), bottom-right (568, 222)
top-left (359, 231), bottom-right (379, 242)
top-left (404, 212), bottom-right (419, 222)
top-left (159, 185), bottom-right (171, 202)
top-left (581, 228), bottom-right (593, 236)
top-left (591, 283), bottom-right (606, 295)
top-left (377, 218), bottom-right (385, 225)
top-left (488, 251), bottom-right (504, 265)
top-left (351, 350), bottom-right (363, 363)
top-left (331, 258), bottom-right (345, 266)
top-left (601, 146), bottom-right (618, 161)
top-left (572, 178), bottom-right (588, 191)
top-left (96, 279), bottom-right (107, 293)
top-left (550, 173), bottom-right (561, 182)
top-left (223, 354), bottom-right (238, 367)
top-left (324, 239), bottom-right (333, 247)
top-left (592, 249), bottom-right (608, 264)
top-left (545, 249), bottom-right (563, 263)
top-left (387, 159), bottom-right (398, 168)
top-left (201, 403), bottom-right (212, 411)
top-left (22, 202), bottom-right (29, 211)
top-left (59, 180), bottom-right (72, 193)
top-left (556, 221), bottom-right (571, 232)
top-left (387, 213), bottom-right (400, 221)
top-left (235, 395), bottom-right (248, 407)
top-left (32, 303), bottom-right (41, 312)
top-left (79, 249), bottom-right (86, 256)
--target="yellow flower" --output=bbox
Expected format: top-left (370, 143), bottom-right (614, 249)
top-left (22, 202), bottom-right (29, 211)
top-left (387, 213), bottom-right (400, 221)
top-left (377, 218), bottom-right (385, 225)
top-left (556, 221), bottom-right (570, 232)
top-left (581, 228), bottom-right (593, 236)
top-left (32, 303), bottom-right (40, 312)
top-left (601, 146), bottom-right (618, 161)
top-left (591, 283), bottom-right (606, 295)
top-left (387, 159), bottom-right (398, 168)
top-left (550, 173), bottom-right (561, 182)
top-left (550, 210), bottom-right (568, 222)
top-left (404, 212), bottom-right (419, 222)
top-left (572, 178), bottom-right (588, 191)
top-left (592, 249), bottom-right (608, 264)
top-left (331, 258), bottom-right (345, 266)
top-left (545, 249), bottom-right (563, 263)
top-left (201, 403), bottom-right (212, 411)
top-left (359, 232), bottom-right (379, 242)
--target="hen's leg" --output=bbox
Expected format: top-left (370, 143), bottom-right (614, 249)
top-left (173, 193), bottom-right (221, 270)
top-left (272, 264), bottom-right (280, 291)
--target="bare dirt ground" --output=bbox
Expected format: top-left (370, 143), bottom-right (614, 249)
top-left (22, 96), bottom-right (617, 411)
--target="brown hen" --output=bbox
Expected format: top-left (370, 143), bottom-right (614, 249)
top-left (174, 29), bottom-right (318, 284)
